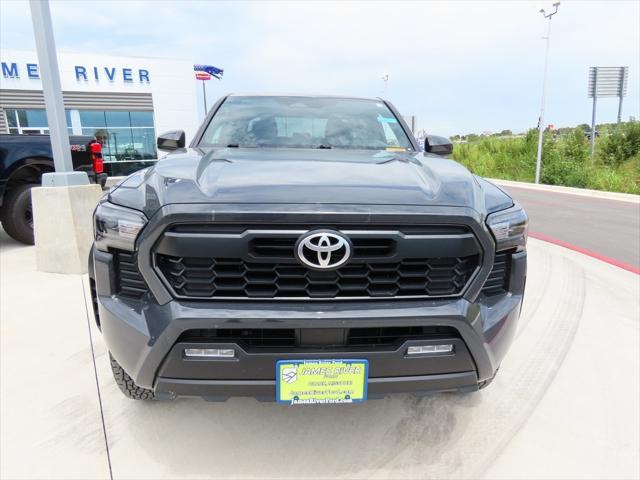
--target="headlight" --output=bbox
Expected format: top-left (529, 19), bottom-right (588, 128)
top-left (486, 203), bottom-right (528, 252)
top-left (94, 200), bottom-right (147, 252)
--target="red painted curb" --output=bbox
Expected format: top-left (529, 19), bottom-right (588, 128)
top-left (529, 232), bottom-right (640, 275)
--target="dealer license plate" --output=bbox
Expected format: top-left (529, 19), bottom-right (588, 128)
top-left (276, 359), bottom-right (368, 405)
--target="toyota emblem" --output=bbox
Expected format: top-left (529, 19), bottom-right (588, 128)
top-left (295, 230), bottom-right (352, 270)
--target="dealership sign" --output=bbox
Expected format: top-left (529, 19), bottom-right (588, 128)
top-left (1, 61), bottom-right (150, 84)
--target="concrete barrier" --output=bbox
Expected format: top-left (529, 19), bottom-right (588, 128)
top-left (31, 184), bottom-right (104, 274)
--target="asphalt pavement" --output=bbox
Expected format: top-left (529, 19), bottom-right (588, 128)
top-left (497, 184), bottom-right (640, 271)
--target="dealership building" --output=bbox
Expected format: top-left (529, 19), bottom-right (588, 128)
top-left (0, 50), bottom-right (200, 175)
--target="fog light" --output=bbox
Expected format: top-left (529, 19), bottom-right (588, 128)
top-left (407, 344), bottom-right (454, 355)
top-left (184, 348), bottom-right (235, 358)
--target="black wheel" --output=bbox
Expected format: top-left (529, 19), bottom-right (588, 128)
top-left (1, 184), bottom-right (35, 244)
top-left (109, 353), bottom-right (155, 400)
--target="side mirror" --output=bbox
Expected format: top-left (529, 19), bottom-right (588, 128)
top-left (157, 130), bottom-right (186, 151)
top-left (424, 135), bottom-right (453, 156)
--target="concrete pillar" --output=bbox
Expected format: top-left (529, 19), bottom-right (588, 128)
top-left (32, 185), bottom-right (104, 274)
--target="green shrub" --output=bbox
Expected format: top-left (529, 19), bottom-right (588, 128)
top-left (452, 122), bottom-right (640, 194)
top-left (597, 121), bottom-right (640, 166)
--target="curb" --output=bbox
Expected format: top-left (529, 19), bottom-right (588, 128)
top-left (529, 232), bottom-right (639, 275)
top-left (489, 178), bottom-right (640, 204)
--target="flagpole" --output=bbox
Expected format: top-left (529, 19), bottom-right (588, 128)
top-left (202, 80), bottom-right (207, 114)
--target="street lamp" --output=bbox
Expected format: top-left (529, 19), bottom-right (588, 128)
top-left (534, 2), bottom-right (560, 184)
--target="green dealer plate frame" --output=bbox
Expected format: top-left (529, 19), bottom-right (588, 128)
top-left (276, 359), bottom-right (369, 405)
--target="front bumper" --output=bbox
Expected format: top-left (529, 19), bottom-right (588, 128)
top-left (93, 248), bottom-right (526, 400)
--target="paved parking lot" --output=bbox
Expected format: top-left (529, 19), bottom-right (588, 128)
top-left (1, 228), bottom-right (639, 479)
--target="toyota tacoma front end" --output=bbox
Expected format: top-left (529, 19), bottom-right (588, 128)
top-left (90, 94), bottom-right (527, 404)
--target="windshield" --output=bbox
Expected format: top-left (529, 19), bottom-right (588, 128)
top-left (199, 96), bottom-right (414, 151)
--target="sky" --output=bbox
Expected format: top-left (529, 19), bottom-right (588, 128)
top-left (1, 0), bottom-right (638, 136)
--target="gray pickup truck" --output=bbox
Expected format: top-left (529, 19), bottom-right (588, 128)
top-left (90, 94), bottom-right (527, 404)
top-left (0, 134), bottom-right (107, 244)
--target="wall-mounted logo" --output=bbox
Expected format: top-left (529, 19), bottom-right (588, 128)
top-left (2, 62), bottom-right (39, 79)
top-left (295, 230), bottom-right (352, 270)
top-left (1, 61), bottom-right (150, 84)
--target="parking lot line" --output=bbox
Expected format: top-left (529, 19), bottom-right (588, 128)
top-left (81, 276), bottom-right (114, 480)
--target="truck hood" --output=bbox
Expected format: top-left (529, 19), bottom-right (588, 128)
top-left (109, 148), bottom-right (507, 217)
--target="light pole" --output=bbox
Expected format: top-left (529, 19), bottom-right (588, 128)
top-left (30, 0), bottom-right (88, 186)
top-left (534, 2), bottom-right (560, 184)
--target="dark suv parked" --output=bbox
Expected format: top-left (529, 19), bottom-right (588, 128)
top-left (90, 95), bottom-right (527, 404)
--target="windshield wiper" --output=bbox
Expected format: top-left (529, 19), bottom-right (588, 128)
top-left (226, 143), bottom-right (240, 148)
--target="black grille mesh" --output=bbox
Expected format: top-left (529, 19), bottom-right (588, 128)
top-left (177, 326), bottom-right (460, 348)
top-left (481, 252), bottom-right (511, 296)
top-left (114, 251), bottom-right (148, 298)
top-left (156, 254), bottom-right (479, 299)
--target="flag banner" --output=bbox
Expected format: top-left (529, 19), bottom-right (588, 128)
top-left (194, 64), bottom-right (223, 80)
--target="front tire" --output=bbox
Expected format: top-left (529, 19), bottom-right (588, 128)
top-left (2, 184), bottom-right (35, 244)
top-left (109, 353), bottom-right (155, 400)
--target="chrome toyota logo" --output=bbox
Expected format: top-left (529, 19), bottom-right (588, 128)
top-left (295, 230), bottom-right (352, 270)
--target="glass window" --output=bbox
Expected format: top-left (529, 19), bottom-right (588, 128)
top-left (96, 127), bottom-right (133, 162)
top-left (79, 111), bottom-right (106, 128)
top-left (105, 111), bottom-right (131, 128)
top-left (20, 109), bottom-right (47, 128)
top-left (130, 127), bottom-right (157, 159)
top-left (199, 96), bottom-right (413, 151)
top-left (79, 110), bottom-right (157, 163)
top-left (130, 111), bottom-right (154, 127)
top-left (4, 108), bottom-right (71, 133)
top-left (6, 110), bottom-right (18, 128)
top-left (82, 127), bottom-right (110, 142)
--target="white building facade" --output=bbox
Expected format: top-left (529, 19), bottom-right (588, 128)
top-left (0, 50), bottom-right (200, 175)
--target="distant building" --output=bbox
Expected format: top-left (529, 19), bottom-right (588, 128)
top-left (1, 50), bottom-right (199, 175)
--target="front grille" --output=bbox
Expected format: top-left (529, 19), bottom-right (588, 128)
top-left (481, 252), bottom-right (511, 296)
top-left (250, 237), bottom-right (395, 259)
top-left (347, 326), bottom-right (460, 345)
top-left (177, 326), bottom-right (460, 349)
top-left (153, 223), bottom-right (483, 301)
top-left (113, 250), bottom-right (148, 298)
top-left (179, 328), bottom-right (297, 347)
top-left (167, 224), bottom-right (471, 235)
top-left (156, 254), bottom-right (480, 299)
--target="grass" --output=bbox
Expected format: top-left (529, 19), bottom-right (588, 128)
top-left (452, 123), bottom-right (640, 194)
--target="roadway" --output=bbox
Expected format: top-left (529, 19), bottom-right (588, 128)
top-left (496, 183), bottom-right (640, 272)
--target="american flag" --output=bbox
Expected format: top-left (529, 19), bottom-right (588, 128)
top-left (193, 64), bottom-right (224, 79)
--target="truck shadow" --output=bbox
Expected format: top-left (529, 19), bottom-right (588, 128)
top-left (104, 388), bottom-right (482, 478)
top-left (0, 228), bottom-right (31, 254)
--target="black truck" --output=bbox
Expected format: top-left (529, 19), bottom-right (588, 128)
top-left (90, 94), bottom-right (527, 404)
top-left (0, 134), bottom-right (107, 244)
